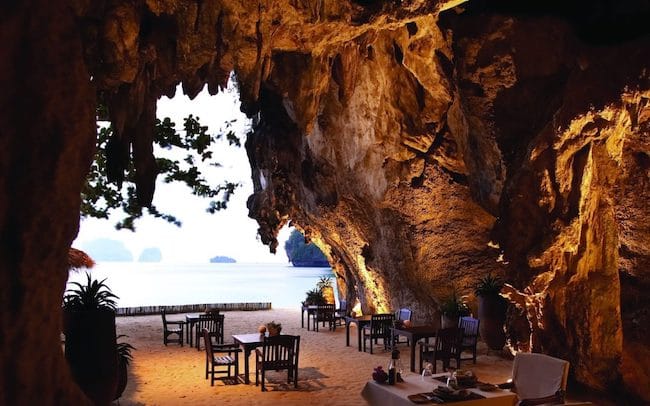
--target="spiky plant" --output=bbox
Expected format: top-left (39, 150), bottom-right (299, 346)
top-left (116, 335), bottom-right (135, 366)
top-left (63, 272), bottom-right (118, 311)
top-left (474, 273), bottom-right (504, 297)
top-left (316, 275), bottom-right (332, 290)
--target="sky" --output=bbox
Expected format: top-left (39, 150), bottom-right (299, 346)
top-left (74, 81), bottom-right (291, 264)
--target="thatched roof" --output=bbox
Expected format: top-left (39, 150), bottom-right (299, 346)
top-left (67, 247), bottom-right (95, 270)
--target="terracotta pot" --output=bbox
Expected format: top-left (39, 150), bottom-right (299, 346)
top-left (64, 308), bottom-right (118, 405)
top-left (113, 360), bottom-right (128, 401)
top-left (322, 286), bottom-right (335, 305)
top-left (478, 295), bottom-right (507, 350)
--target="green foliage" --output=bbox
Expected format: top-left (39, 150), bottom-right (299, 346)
top-left (81, 113), bottom-right (242, 230)
top-left (63, 273), bottom-right (118, 311)
top-left (474, 273), bottom-right (504, 297)
top-left (117, 334), bottom-right (135, 366)
top-left (305, 288), bottom-right (326, 305)
top-left (265, 321), bottom-right (282, 331)
top-left (284, 229), bottom-right (328, 264)
top-left (440, 290), bottom-right (470, 317)
top-left (316, 276), bottom-right (332, 290)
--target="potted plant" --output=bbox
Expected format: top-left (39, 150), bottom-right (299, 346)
top-left (304, 288), bottom-right (326, 305)
top-left (439, 290), bottom-right (470, 328)
top-left (317, 276), bottom-right (336, 305)
top-left (475, 273), bottom-right (508, 350)
top-left (114, 335), bottom-right (135, 401)
top-left (63, 273), bottom-right (119, 405)
top-left (266, 321), bottom-right (282, 336)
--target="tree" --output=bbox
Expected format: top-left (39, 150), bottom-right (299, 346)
top-left (81, 114), bottom-right (242, 230)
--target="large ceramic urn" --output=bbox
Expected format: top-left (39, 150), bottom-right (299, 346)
top-left (477, 295), bottom-right (508, 350)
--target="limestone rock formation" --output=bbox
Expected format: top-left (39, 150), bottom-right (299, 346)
top-left (1, 0), bottom-right (648, 403)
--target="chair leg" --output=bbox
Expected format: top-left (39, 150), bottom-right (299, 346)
top-left (261, 368), bottom-right (266, 391)
top-left (370, 336), bottom-right (374, 354)
top-left (472, 346), bottom-right (477, 364)
top-left (210, 364), bottom-right (215, 386)
top-left (294, 367), bottom-right (299, 388)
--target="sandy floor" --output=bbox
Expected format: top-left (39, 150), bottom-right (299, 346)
top-left (115, 308), bottom-right (516, 405)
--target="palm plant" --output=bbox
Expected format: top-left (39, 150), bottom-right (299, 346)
top-left (63, 272), bottom-right (118, 311)
top-left (474, 273), bottom-right (504, 297)
top-left (116, 335), bottom-right (135, 366)
top-left (305, 288), bottom-right (326, 305)
top-left (440, 290), bottom-right (470, 318)
top-left (316, 276), bottom-right (332, 290)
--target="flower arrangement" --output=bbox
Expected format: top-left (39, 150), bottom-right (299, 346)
top-left (265, 321), bottom-right (282, 336)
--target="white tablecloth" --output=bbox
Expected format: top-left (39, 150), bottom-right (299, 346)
top-left (361, 373), bottom-right (517, 406)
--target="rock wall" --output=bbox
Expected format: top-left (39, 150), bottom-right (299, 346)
top-left (0, 0), bottom-right (648, 403)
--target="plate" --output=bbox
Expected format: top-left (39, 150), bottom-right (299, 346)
top-left (408, 393), bottom-right (443, 404)
top-left (477, 383), bottom-right (498, 392)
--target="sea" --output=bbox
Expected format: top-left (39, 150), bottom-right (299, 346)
top-left (66, 262), bottom-right (335, 309)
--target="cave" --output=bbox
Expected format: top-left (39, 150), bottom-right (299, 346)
top-left (1, 0), bottom-right (649, 404)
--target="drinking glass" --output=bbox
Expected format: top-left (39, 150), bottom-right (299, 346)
top-left (421, 362), bottom-right (433, 380)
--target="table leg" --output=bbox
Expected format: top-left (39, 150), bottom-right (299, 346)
top-left (357, 323), bottom-right (362, 352)
top-left (301, 308), bottom-right (305, 328)
top-left (243, 346), bottom-right (251, 384)
top-left (410, 337), bottom-right (416, 373)
top-left (345, 320), bottom-right (350, 346)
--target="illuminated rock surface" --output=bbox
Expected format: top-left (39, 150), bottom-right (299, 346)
top-left (0, 0), bottom-right (648, 403)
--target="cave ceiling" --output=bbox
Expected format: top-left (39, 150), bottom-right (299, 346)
top-left (48, 0), bottom-right (650, 401)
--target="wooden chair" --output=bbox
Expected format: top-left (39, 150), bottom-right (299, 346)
top-left (419, 327), bottom-right (463, 373)
top-left (334, 299), bottom-right (348, 327)
top-left (202, 328), bottom-right (240, 386)
top-left (501, 352), bottom-right (570, 406)
top-left (362, 313), bottom-right (395, 354)
top-left (392, 308), bottom-right (413, 346)
top-left (195, 313), bottom-right (224, 351)
top-left (458, 316), bottom-right (480, 365)
top-left (255, 334), bottom-right (300, 391)
top-left (161, 309), bottom-right (185, 346)
top-left (312, 304), bottom-right (336, 332)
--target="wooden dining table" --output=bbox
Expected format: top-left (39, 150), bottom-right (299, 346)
top-left (301, 304), bottom-right (318, 330)
top-left (344, 315), bottom-right (373, 351)
top-left (185, 313), bottom-right (201, 346)
top-left (390, 325), bottom-right (438, 372)
top-left (232, 333), bottom-right (266, 384)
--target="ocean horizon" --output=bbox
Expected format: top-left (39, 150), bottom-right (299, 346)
top-left (66, 262), bottom-right (336, 309)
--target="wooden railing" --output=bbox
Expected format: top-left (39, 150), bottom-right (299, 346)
top-left (115, 302), bottom-right (272, 316)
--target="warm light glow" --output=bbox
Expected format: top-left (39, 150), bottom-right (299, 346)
top-left (351, 300), bottom-right (362, 317)
top-left (355, 254), bottom-right (390, 313)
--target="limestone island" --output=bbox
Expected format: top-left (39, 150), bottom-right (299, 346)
top-left (210, 255), bottom-right (236, 263)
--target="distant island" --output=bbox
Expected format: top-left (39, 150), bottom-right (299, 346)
top-left (138, 247), bottom-right (162, 262)
top-left (284, 229), bottom-right (330, 267)
top-left (82, 238), bottom-right (133, 262)
top-left (210, 255), bottom-right (236, 263)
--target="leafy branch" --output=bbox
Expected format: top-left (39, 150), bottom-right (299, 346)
top-left (81, 114), bottom-right (242, 230)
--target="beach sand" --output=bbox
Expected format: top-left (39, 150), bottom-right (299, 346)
top-left (116, 308), bottom-right (515, 405)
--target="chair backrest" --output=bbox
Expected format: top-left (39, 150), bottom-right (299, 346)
top-left (202, 328), bottom-right (214, 359)
top-left (458, 317), bottom-right (479, 341)
top-left (197, 313), bottom-right (224, 342)
top-left (370, 313), bottom-right (395, 337)
top-left (512, 352), bottom-right (569, 400)
top-left (435, 327), bottom-right (464, 356)
top-left (338, 299), bottom-right (348, 313)
top-left (161, 310), bottom-right (169, 328)
top-left (261, 335), bottom-right (300, 369)
top-left (396, 308), bottom-right (413, 322)
top-left (317, 304), bottom-right (335, 320)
